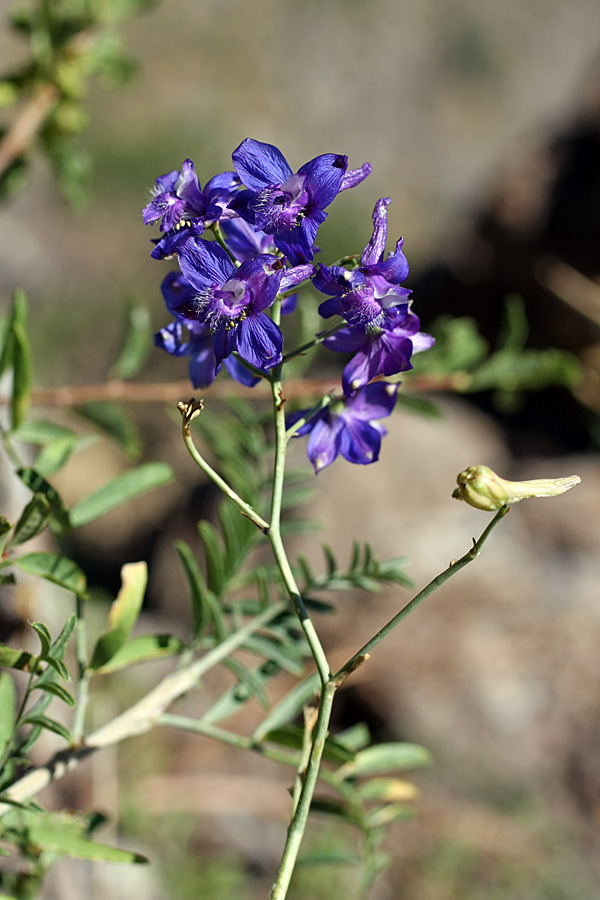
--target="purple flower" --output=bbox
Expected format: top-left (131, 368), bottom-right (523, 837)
top-left (324, 306), bottom-right (435, 395)
top-left (155, 317), bottom-right (259, 389)
top-left (314, 198), bottom-right (412, 326)
top-left (289, 382), bottom-right (398, 473)
top-left (230, 138), bottom-right (371, 264)
top-left (144, 162), bottom-right (241, 258)
top-left (175, 236), bottom-right (286, 370)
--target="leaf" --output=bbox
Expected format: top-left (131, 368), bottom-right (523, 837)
top-left (7, 291), bottom-right (31, 431)
top-left (12, 420), bottom-right (77, 445)
top-left (15, 552), bottom-right (87, 597)
top-left (242, 634), bottom-right (306, 677)
top-left (357, 777), bottom-right (419, 803)
top-left (222, 657), bottom-right (269, 709)
top-left (336, 743), bottom-right (433, 781)
top-left (0, 644), bottom-right (37, 672)
top-left (21, 810), bottom-right (148, 863)
top-left (7, 494), bottom-right (50, 548)
top-left (0, 311), bottom-right (14, 379)
top-left (336, 722), bottom-right (371, 753)
top-left (252, 672), bottom-right (320, 742)
top-left (0, 517), bottom-right (13, 555)
top-left (30, 621), bottom-right (52, 659)
top-left (92, 633), bottom-right (184, 674)
top-left (174, 539), bottom-right (223, 639)
top-left (0, 673), bottom-right (16, 760)
top-left (110, 303), bottom-right (153, 380)
top-left (198, 520), bottom-right (226, 596)
top-left (17, 468), bottom-right (70, 534)
top-left (77, 401), bottom-right (141, 459)
top-left (264, 726), bottom-right (354, 764)
top-left (20, 714), bottom-right (71, 742)
top-left (367, 803), bottom-right (414, 828)
top-left (202, 660), bottom-right (280, 725)
top-left (310, 797), bottom-right (361, 825)
top-left (69, 462), bottom-right (174, 528)
top-left (34, 434), bottom-right (91, 476)
top-left (89, 562), bottom-right (147, 669)
top-left (32, 681), bottom-right (75, 707)
top-left (51, 613), bottom-right (77, 658)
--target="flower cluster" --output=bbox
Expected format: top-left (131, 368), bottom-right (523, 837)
top-left (145, 138), bottom-right (433, 471)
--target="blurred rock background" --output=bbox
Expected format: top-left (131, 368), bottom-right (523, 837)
top-left (1, 0), bottom-right (600, 898)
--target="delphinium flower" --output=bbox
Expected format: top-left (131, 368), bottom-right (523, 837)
top-left (230, 138), bottom-right (372, 264)
top-left (175, 236), bottom-right (313, 371)
top-left (314, 197), bottom-right (411, 326)
top-left (324, 307), bottom-right (435, 395)
top-left (288, 382), bottom-right (398, 473)
top-left (143, 161), bottom-right (240, 259)
top-left (154, 272), bottom-right (260, 388)
top-left (314, 197), bottom-right (434, 394)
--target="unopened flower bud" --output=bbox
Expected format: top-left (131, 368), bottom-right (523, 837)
top-left (452, 465), bottom-right (581, 511)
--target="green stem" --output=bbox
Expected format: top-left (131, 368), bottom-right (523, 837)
top-left (267, 374), bottom-right (330, 686)
top-left (270, 680), bottom-right (336, 900)
top-left (157, 715), bottom-right (299, 768)
top-left (71, 595), bottom-right (89, 741)
top-left (334, 505), bottom-right (510, 681)
top-left (178, 399), bottom-right (270, 533)
top-left (282, 320), bottom-right (346, 364)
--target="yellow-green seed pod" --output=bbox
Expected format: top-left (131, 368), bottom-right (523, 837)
top-left (452, 465), bottom-right (581, 511)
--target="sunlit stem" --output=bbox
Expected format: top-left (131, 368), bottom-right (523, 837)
top-left (282, 320), bottom-right (346, 364)
top-left (178, 398), bottom-right (270, 533)
top-left (270, 681), bottom-right (336, 900)
top-left (71, 595), bottom-right (89, 741)
top-left (334, 505), bottom-right (510, 681)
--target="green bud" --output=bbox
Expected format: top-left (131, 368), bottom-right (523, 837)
top-left (452, 465), bottom-right (581, 511)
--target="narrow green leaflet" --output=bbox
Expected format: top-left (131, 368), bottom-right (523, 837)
top-left (15, 552), bottom-right (87, 597)
top-left (11, 420), bottom-right (77, 445)
top-left (264, 725), bottom-right (354, 765)
top-left (110, 303), bottom-right (153, 380)
top-left (0, 645), bottom-right (37, 672)
top-left (198, 520), bottom-right (226, 595)
top-left (10, 320), bottom-right (32, 432)
top-left (0, 518), bottom-right (12, 555)
top-left (0, 673), bottom-right (16, 760)
top-left (69, 462), bottom-right (174, 528)
top-left (242, 634), bottom-right (306, 677)
top-left (368, 803), bottom-right (414, 828)
top-left (20, 714), bottom-right (71, 742)
top-left (92, 633), bottom-right (184, 674)
top-left (335, 743), bottom-right (433, 781)
top-left (77, 401), bottom-right (142, 459)
top-left (34, 434), bottom-right (92, 476)
top-left (30, 622), bottom-right (51, 659)
top-left (17, 468), bottom-right (70, 533)
top-left (32, 681), bottom-right (74, 707)
top-left (89, 562), bottom-right (147, 669)
top-left (174, 539), bottom-right (223, 639)
top-left (252, 671), bottom-right (320, 742)
top-left (7, 494), bottom-right (50, 548)
top-left (15, 810), bottom-right (148, 863)
top-left (202, 659), bottom-right (280, 725)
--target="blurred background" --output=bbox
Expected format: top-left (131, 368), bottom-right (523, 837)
top-left (1, 0), bottom-right (600, 898)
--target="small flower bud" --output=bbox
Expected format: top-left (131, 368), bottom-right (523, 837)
top-left (452, 465), bottom-right (581, 511)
